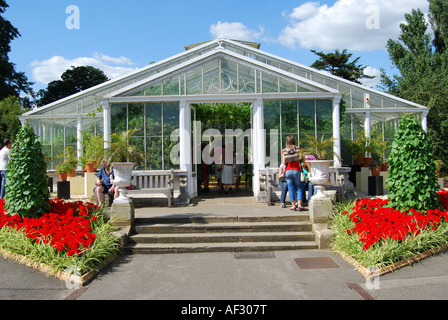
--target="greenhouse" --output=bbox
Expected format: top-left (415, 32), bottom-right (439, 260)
top-left (20, 38), bottom-right (429, 200)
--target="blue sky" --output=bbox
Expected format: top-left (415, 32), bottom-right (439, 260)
top-left (4, 0), bottom-right (430, 92)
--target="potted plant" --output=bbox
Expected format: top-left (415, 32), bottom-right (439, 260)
top-left (55, 146), bottom-right (78, 181)
top-left (79, 129), bottom-right (105, 172)
top-left (348, 133), bottom-right (367, 166)
top-left (369, 152), bottom-right (381, 176)
top-left (105, 128), bottom-right (147, 203)
top-left (300, 134), bottom-right (340, 200)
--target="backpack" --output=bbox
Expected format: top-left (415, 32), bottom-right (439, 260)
top-left (282, 147), bottom-right (300, 163)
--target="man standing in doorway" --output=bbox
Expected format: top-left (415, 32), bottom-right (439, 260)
top-left (0, 139), bottom-right (12, 199)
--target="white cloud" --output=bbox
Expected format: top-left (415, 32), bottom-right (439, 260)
top-left (30, 53), bottom-right (139, 85)
top-left (210, 21), bottom-right (265, 41)
top-left (361, 66), bottom-right (381, 88)
top-left (279, 0), bottom-right (429, 51)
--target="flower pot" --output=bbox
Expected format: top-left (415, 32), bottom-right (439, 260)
top-left (371, 166), bottom-right (381, 176)
top-left (381, 162), bottom-right (388, 171)
top-left (86, 162), bottom-right (95, 173)
top-left (306, 160), bottom-right (333, 200)
top-left (354, 154), bottom-right (364, 166)
top-left (69, 168), bottom-right (76, 177)
top-left (58, 172), bottom-right (68, 182)
top-left (111, 162), bottom-right (135, 203)
top-left (362, 157), bottom-right (373, 167)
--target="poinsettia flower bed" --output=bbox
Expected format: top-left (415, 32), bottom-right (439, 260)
top-left (0, 197), bottom-right (119, 276)
top-left (332, 190), bottom-right (448, 269)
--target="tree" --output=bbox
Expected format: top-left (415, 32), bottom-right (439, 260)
top-left (0, 0), bottom-right (33, 100)
top-left (5, 122), bottom-right (50, 218)
top-left (36, 66), bottom-right (109, 106)
top-left (380, 2), bottom-right (448, 171)
top-left (0, 96), bottom-right (24, 142)
top-left (310, 49), bottom-right (374, 84)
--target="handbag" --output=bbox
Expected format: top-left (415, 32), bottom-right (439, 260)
top-left (300, 171), bottom-right (306, 182)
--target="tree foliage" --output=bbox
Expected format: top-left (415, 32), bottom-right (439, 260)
top-left (0, 0), bottom-right (33, 101)
top-left (0, 96), bottom-right (24, 142)
top-left (380, 2), bottom-right (448, 171)
top-left (5, 122), bottom-right (50, 218)
top-left (310, 49), bottom-right (374, 84)
top-left (36, 66), bottom-right (109, 107)
top-left (386, 116), bottom-right (440, 211)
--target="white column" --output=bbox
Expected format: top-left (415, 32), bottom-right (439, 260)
top-left (179, 99), bottom-right (193, 196)
top-left (76, 116), bottom-right (82, 169)
top-left (102, 100), bottom-right (111, 149)
top-left (332, 96), bottom-right (342, 168)
top-left (422, 110), bottom-right (429, 132)
top-left (364, 93), bottom-right (371, 140)
top-left (252, 98), bottom-right (265, 197)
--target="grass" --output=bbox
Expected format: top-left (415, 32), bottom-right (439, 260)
top-left (331, 200), bottom-right (448, 269)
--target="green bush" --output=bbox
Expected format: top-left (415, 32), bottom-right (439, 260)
top-left (5, 123), bottom-right (50, 217)
top-left (386, 115), bottom-right (440, 211)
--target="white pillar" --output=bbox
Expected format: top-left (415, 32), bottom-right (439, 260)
top-left (252, 98), bottom-right (265, 197)
top-left (102, 100), bottom-right (111, 149)
top-left (364, 93), bottom-right (371, 140)
top-left (422, 110), bottom-right (429, 132)
top-left (76, 116), bottom-right (82, 169)
top-left (179, 99), bottom-right (193, 196)
top-left (332, 96), bottom-right (342, 168)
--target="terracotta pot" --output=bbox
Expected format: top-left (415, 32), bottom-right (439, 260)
top-left (362, 157), bottom-right (373, 167)
top-left (354, 154), bottom-right (364, 166)
top-left (371, 166), bottom-right (381, 176)
top-left (381, 162), bottom-right (388, 171)
top-left (58, 172), bottom-right (68, 182)
top-left (86, 162), bottom-right (95, 172)
top-left (69, 168), bottom-right (76, 177)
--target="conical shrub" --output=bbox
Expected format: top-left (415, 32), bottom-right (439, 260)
top-left (386, 115), bottom-right (440, 211)
top-left (5, 123), bottom-right (50, 217)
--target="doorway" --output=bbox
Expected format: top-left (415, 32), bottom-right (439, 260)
top-left (192, 102), bottom-right (254, 198)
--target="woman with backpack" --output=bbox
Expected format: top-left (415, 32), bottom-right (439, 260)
top-left (282, 135), bottom-right (308, 211)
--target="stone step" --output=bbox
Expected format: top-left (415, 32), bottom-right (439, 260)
top-left (125, 241), bottom-right (318, 254)
top-left (134, 221), bottom-right (313, 234)
top-left (129, 231), bottom-right (316, 244)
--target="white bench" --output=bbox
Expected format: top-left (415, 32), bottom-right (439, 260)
top-left (127, 170), bottom-right (175, 207)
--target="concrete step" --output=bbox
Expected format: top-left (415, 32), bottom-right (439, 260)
top-left (125, 241), bottom-right (319, 254)
top-left (134, 221), bottom-right (313, 234)
top-left (129, 231), bottom-right (316, 244)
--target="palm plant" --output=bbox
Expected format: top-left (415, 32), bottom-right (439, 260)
top-left (300, 133), bottom-right (341, 161)
top-left (105, 128), bottom-right (146, 165)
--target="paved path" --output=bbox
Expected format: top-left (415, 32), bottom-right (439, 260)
top-left (1, 190), bottom-right (448, 306)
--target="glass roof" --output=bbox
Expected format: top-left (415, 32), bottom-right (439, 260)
top-left (21, 38), bottom-right (427, 118)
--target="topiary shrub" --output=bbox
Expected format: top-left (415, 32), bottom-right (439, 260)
top-left (5, 123), bottom-right (50, 217)
top-left (386, 115), bottom-right (440, 211)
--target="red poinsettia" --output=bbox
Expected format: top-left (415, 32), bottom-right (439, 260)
top-left (0, 198), bottom-right (100, 257)
top-left (344, 190), bottom-right (448, 250)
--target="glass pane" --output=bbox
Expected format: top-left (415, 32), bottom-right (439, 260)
top-left (163, 76), bottom-right (180, 95)
top-left (65, 120), bottom-right (77, 145)
top-left (146, 137), bottom-right (163, 170)
top-left (263, 100), bottom-right (280, 132)
top-left (238, 63), bottom-right (255, 93)
top-left (221, 59), bottom-right (238, 94)
top-left (262, 71), bottom-right (278, 93)
top-left (145, 83), bottom-right (162, 96)
top-left (316, 100), bottom-right (333, 141)
top-left (128, 103), bottom-right (144, 136)
top-left (163, 102), bottom-right (180, 170)
top-left (299, 100), bottom-right (316, 144)
top-left (281, 100), bottom-right (298, 138)
top-left (187, 65), bottom-right (203, 95)
top-left (146, 103), bottom-right (162, 136)
top-left (279, 78), bottom-right (296, 93)
top-left (203, 59), bottom-right (220, 94)
top-left (111, 103), bottom-right (127, 134)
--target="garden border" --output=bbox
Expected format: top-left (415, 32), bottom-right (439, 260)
top-left (335, 244), bottom-right (448, 279)
top-left (0, 247), bottom-right (118, 287)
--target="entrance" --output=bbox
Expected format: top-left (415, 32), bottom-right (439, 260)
top-left (192, 103), bottom-right (254, 198)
